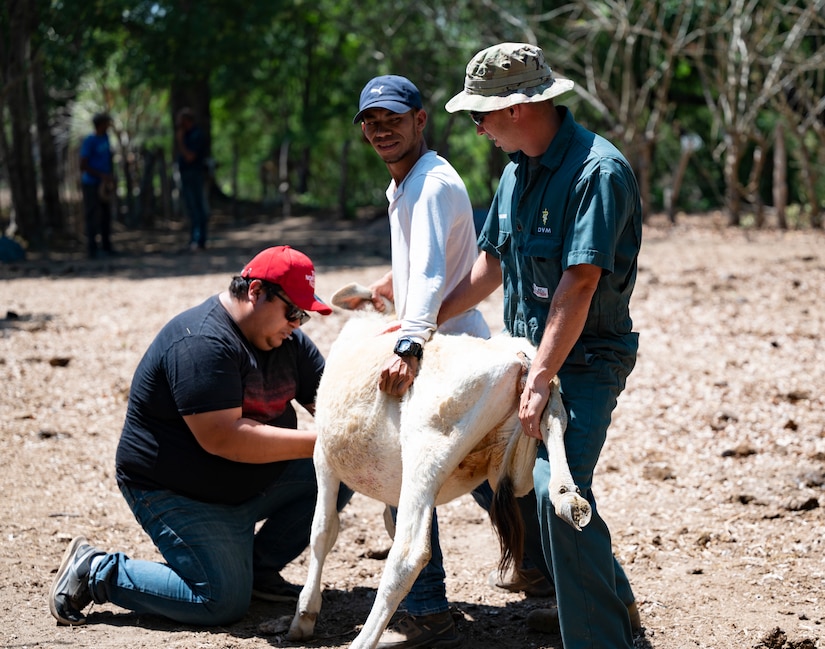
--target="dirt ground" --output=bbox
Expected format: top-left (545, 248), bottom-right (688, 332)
top-left (1, 211), bottom-right (823, 649)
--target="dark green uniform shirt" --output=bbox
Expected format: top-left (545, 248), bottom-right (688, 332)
top-left (478, 107), bottom-right (642, 363)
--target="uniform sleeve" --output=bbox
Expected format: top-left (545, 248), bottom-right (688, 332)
top-left (478, 162), bottom-right (516, 258)
top-left (565, 159), bottom-right (636, 274)
top-left (478, 196), bottom-right (501, 258)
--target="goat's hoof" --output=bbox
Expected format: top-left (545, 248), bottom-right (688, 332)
top-left (555, 493), bottom-right (592, 531)
top-left (287, 612), bottom-right (317, 641)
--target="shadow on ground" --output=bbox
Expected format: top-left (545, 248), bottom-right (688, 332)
top-left (0, 210), bottom-right (392, 281)
top-left (78, 586), bottom-right (588, 649)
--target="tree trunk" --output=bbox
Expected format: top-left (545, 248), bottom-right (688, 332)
top-left (794, 139), bottom-right (820, 229)
top-left (138, 147), bottom-right (156, 228)
top-left (772, 122), bottom-right (787, 229)
top-left (27, 0), bottom-right (63, 236)
top-left (669, 150), bottom-right (691, 225)
top-left (724, 134), bottom-right (743, 226)
top-left (279, 140), bottom-right (291, 218)
top-left (749, 144), bottom-right (765, 228)
top-left (2, 0), bottom-right (40, 244)
top-left (231, 137), bottom-right (239, 221)
top-left (122, 142), bottom-right (134, 226)
top-left (0, 101), bottom-right (12, 231)
top-left (296, 145), bottom-right (310, 196)
top-left (636, 139), bottom-right (653, 224)
top-left (156, 147), bottom-right (173, 224)
top-left (338, 138), bottom-right (350, 218)
top-left (30, 54), bottom-right (63, 234)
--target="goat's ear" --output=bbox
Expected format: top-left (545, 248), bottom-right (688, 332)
top-left (330, 283), bottom-right (375, 311)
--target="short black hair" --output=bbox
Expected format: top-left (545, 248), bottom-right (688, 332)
top-left (228, 276), bottom-right (282, 301)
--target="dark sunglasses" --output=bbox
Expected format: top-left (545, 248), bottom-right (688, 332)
top-left (273, 291), bottom-right (311, 325)
top-left (470, 110), bottom-right (490, 126)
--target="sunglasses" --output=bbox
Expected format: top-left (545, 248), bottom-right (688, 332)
top-left (470, 110), bottom-right (490, 126)
top-left (273, 291), bottom-right (311, 325)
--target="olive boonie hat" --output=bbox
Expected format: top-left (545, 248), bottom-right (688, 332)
top-left (445, 43), bottom-right (574, 113)
top-left (353, 75), bottom-right (423, 124)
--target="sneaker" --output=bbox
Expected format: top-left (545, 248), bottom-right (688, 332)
top-left (526, 601), bottom-right (642, 634)
top-left (487, 566), bottom-right (554, 598)
top-left (251, 573), bottom-right (302, 603)
top-left (377, 611), bottom-right (462, 649)
top-left (49, 536), bottom-right (105, 625)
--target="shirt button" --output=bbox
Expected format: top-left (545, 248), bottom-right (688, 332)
top-left (516, 223), bottom-right (523, 231)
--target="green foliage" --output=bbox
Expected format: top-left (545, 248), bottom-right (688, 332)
top-left (5, 0), bottom-right (825, 226)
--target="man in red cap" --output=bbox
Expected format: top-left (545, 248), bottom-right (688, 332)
top-left (49, 246), bottom-right (351, 627)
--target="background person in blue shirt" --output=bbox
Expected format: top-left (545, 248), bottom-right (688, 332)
top-left (441, 42), bottom-right (643, 649)
top-left (79, 112), bottom-right (115, 259)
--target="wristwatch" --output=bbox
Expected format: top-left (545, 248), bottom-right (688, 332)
top-left (393, 337), bottom-right (423, 360)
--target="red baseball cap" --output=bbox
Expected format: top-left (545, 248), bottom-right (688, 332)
top-left (241, 246), bottom-right (332, 315)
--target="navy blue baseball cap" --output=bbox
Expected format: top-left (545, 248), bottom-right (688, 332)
top-left (353, 75), bottom-right (423, 124)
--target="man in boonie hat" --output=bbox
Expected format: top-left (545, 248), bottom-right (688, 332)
top-left (50, 245), bottom-right (352, 629)
top-left (440, 43), bottom-right (644, 648)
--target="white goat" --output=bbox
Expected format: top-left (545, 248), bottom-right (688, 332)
top-left (288, 284), bottom-right (591, 649)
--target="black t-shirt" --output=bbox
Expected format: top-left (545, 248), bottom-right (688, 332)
top-left (178, 125), bottom-right (207, 171)
top-left (115, 295), bottom-right (325, 504)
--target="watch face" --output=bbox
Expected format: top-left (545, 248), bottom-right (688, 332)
top-left (394, 338), bottom-right (422, 358)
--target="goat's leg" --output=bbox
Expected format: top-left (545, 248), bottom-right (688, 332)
top-left (288, 448), bottom-right (341, 641)
top-left (348, 485), bottom-right (438, 649)
top-left (540, 377), bottom-right (592, 531)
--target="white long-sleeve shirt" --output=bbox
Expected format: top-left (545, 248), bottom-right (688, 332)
top-left (387, 150), bottom-right (489, 342)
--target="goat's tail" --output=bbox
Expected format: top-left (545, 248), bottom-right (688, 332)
top-left (490, 427), bottom-right (524, 574)
top-left (489, 470), bottom-right (524, 577)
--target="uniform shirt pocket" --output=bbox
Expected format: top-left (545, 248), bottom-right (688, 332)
top-left (521, 238), bottom-right (563, 304)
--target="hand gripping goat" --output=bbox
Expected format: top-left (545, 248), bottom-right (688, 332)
top-left (288, 283), bottom-right (591, 649)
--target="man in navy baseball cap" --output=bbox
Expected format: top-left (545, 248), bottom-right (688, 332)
top-left (352, 75), bottom-right (423, 125)
top-left (349, 71), bottom-right (503, 649)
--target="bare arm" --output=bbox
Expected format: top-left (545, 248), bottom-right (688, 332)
top-left (520, 263), bottom-right (601, 439)
top-left (437, 251), bottom-right (502, 325)
top-left (183, 407), bottom-right (315, 463)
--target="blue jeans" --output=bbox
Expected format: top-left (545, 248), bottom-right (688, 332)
top-left (89, 459), bottom-right (352, 625)
top-left (179, 167), bottom-right (209, 248)
top-left (82, 183), bottom-right (112, 257)
top-left (391, 507), bottom-right (446, 617)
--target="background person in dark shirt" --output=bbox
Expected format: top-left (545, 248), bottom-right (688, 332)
top-left (49, 245), bottom-right (352, 627)
top-left (175, 107), bottom-right (210, 251)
